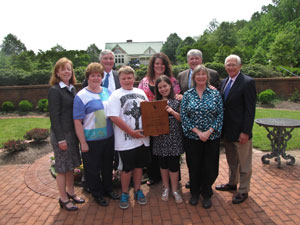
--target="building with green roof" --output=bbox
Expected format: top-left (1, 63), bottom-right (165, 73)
top-left (105, 40), bottom-right (163, 66)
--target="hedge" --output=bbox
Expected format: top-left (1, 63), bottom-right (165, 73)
top-left (0, 63), bottom-right (290, 86)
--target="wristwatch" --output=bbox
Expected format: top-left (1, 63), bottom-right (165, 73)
top-left (209, 128), bottom-right (214, 133)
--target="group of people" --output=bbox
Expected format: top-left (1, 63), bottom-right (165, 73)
top-left (48, 48), bottom-right (256, 211)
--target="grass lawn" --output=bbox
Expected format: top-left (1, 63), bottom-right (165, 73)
top-left (253, 108), bottom-right (300, 151)
top-left (0, 117), bottom-right (50, 147)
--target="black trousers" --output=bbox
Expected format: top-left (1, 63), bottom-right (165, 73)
top-left (82, 136), bottom-right (114, 199)
top-left (146, 137), bottom-right (161, 182)
top-left (185, 138), bottom-right (220, 198)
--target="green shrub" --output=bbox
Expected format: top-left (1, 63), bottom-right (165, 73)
top-left (0, 69), bottom-right (30, 86)
top-left (0, 68), bottom-right (51, 86)
top-left (258, 89), bottom-right (276, 104)
top-left (289, 89), bottom-right (300, 102)
top-left (37, 99), bottom-right (48, 112)
top-left (172, 64), bottom-right (189, 78)
top-left (18, 100), bottom-right (33, 112)
top-left (3, 139), bottom-right (28, 152)
top-left (74, 66), bottom-right (85, 83)
top-left (2, 101), bottom-right (15, 112)
top-left (242, 64), bottom-right (282, 78)
top-left (25, 69), bottom-right (52, 85)
top-left (204, 62), bottom-right (227, 78)
top-left (276, 66), bottom-right (300, 77)
top-left (24, 128), bottom-right (49, 142)
top-left (135, 64), bottom-right (147, 81)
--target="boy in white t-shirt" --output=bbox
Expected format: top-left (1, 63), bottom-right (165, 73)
top-left (106, 66), bottom-right (150, 210)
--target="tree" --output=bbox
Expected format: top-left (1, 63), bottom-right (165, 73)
top-left (0, 33), bottom-right (27, 55)
top-left (11, 50), bottom-right (36, 71)
top-left (86, 44), bottom-right (101, 63)
top-left (192, 32), bottom-right (218, 63)
top-left (213, 45), bottom-right (231, 63)
top-left (206, 19), bottom-right (219, 33)
top-left (214, 22), bottom-right (237, 47)
top-left (161, 33), bottom-right (182, 64)
top-left (50, 44), bottom-right (66, 52)
top-left (271, 0), bottom-right (300, 24)
top-left (250, 47), bottom-right (268, 65)
top-left (269, 20), bottom-right (300, 67)
top-left (175, 36), bottom-right (195, 63)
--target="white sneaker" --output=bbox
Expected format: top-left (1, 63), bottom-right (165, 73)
top-left (173, 191), bottom-right (183, 203)
top-left (161, 188), bottom-right (169, 201)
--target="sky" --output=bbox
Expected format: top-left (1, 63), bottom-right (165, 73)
top-left (0, 0), bottom-right (273, 53)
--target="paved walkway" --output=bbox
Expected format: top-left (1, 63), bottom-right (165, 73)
top-left (1, 149), bottom-right (300, 225)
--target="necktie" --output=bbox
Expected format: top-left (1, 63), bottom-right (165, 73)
top-left (188, 70), bottom-right (192, 89)
top-left (223, 79), bottom-right (232, 100)
top-left (103, 73), bottom-right (110, 88)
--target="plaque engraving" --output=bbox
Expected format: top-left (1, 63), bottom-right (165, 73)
top-left (140, 100), bottom-right (170, 136)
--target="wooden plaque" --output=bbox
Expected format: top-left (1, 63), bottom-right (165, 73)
top-left (140, 100), bottom-right (170, 136)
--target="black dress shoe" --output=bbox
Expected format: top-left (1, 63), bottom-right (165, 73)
top-left (94, 197), bottom-right (108, 206)
top-left (215, 184), bottom-right (237, 191)
top-left (185, 181), bottom-right (190, 189)
top-left (104, 191), bottom-right (120, 200)
top-left (189, 195), bottom-right (199, 206)
top-left (202, 198), bottom-right (212, 209)
top-left (232, 193), bottom-right (248, 204)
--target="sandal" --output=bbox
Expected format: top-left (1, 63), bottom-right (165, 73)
top-left (67, 192), bottom-right (85, 204)
top-left (59, 198), bottom-right (78, 211)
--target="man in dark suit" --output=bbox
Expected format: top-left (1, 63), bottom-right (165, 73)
top-left (178, 49), bottom-right (221, 189)
top-left (178, 49), bottom-right (220, 92)
top-left (82, 49), bottom-right (121, 90)
top-left (215, 54), bottom-right (256, 204)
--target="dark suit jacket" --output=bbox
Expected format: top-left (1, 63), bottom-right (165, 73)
top-left (48, 84), bottom-right (77, 142)
top-left (220, 72), bottom-right (256, 142)
top-left (178, 68), bottom-right (221, 94)
top-left (82, 70), bottom-right (121, 89)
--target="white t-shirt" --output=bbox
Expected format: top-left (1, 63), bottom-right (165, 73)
top-left (106, 87), bottom-right (150, 151)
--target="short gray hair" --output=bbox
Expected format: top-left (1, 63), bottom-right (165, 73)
top-left (99, 49), bottom-right (115, 61)
top-left (192, 65), bottom-right (210, 87)
top-left (225, 54), bottom-right (242, 65)
top-left (187, 49), bottom-right (202, 60)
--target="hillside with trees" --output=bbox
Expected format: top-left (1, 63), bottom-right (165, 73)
top-left (0, 0), bottom-right (299, 85)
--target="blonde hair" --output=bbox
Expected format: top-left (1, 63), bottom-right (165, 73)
top-left (118, 66), bottom-right (135, 77)
top-left (49, 57), bottom-right (76, 85)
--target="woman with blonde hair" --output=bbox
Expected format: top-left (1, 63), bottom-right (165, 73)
top-left (48, 57), bottom-right (85, 211)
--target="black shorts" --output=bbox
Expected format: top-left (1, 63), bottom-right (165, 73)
top-left (118, 145), bottom-right (151, 172)
top-left (159, 155), bottom-right (180, 172)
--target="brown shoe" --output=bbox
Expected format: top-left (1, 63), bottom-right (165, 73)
top-left (215, 184), bottom-right (237, 191)
top-left (232, 192), bottom-right (248, 204)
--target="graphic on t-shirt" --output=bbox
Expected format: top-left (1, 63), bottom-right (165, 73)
top-left (94, 110), bottom-right (106, 128)
top-left (120, 93), bottom-right (146, 141)
top-left (124, 101), bottom-right (141, 130)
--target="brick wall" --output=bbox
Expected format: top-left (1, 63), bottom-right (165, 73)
top-left (0, 78), bottom-right (300, 107)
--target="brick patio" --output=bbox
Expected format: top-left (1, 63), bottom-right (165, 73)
top-left (1, 149), bottom-right (300, 225)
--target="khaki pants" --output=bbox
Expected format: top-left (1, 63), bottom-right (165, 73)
top-left (224, 139), bottom-right (252, 194)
